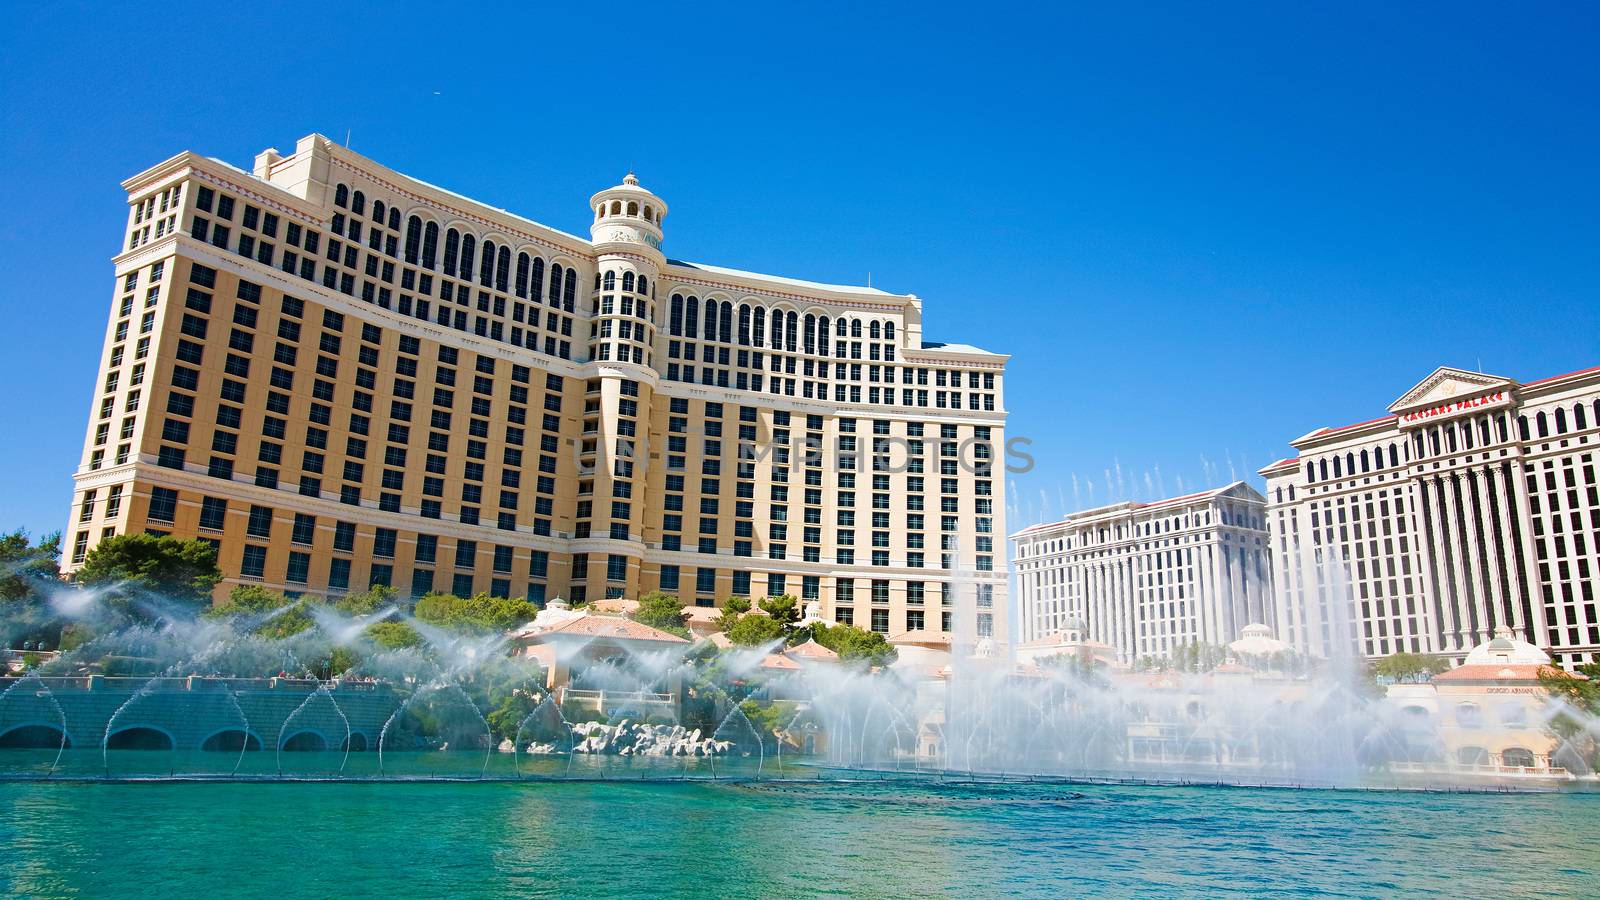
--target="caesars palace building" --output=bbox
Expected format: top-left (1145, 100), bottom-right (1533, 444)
top-left (63, 134), bottom-right (1009, 643)
top-left (1011, 482), bottom-right (1272, 664)
top-left (1262, 365), bottom-right (1600, 668)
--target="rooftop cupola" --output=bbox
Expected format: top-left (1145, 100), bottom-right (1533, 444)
top-left (589, 172), bottom-right (666, 253)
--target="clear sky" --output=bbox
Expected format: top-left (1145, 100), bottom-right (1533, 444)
top-left (1, 2), bottom-right (1596, 542)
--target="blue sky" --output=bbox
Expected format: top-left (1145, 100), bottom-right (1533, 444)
top-left (1, 2), bottom-right (1596, 541)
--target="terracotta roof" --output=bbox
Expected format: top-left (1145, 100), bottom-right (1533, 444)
top-left (522, 613), bottom-right (689, 644)
top-left (1432, 663), bottom-right (1574, 683)
top-left (706, 632), bottom-right (734, 649)
top-left (760, 653), bottom-right (802, 671)
top-left (592, 598), bottom-right (640, 614)
top-left (784, 639), bottom-right (839, 661)
top-left (888, 630), bottom-right (951, 647)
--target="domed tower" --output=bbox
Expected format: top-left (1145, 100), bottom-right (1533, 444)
top-left (571, 174), bottom-right (668, 605)
top-left (590, 172), bottom-right (666, 253)
top-left (586, 173), bottom-right (666, 370)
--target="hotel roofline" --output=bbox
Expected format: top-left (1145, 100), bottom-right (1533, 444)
top-left (1262, 361), bottom-right (1600, 472)
top-left (118, 134), bottom-right (1003, 359)
top-left (1009, 480), bottom-right (1262, 539)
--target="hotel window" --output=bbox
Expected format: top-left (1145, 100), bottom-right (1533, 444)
top-left (241, 545), bottom-right (267, 579)
top-left (147, 487), bottom-right (178, 523)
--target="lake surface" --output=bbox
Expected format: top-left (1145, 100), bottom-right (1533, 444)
top-left (1, 778), bottom-right (1597, 898)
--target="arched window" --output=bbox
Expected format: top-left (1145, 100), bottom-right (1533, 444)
top-left (603, 271), bottom-right (616, 291)
top-left (529, 258), bottom-right (545, 303)
top-left (404, 216), bottom-right (422, 264)
top-left (1555, 407), bottom-right (1568, 434)
top-left (769, 309), bottom-right (783, 349)
top-left (1456, 702), bottom-right (1482, 729)
top-left (515, 253), bottom-right (530, 298)
top-left (563, 269), bottom-right (576, 310)
top-left (704, 300), bottom-right (719, 341)
top-left (1389, 444), bottom-right (1399, 468)
top-left (1332, 456), bottom-right (1342, 478)
top-left (786, 311), bottom-right (797, 351)
top-left (850, 319), bottom-right (862, 338)
top-left (836, 318), bottom-right (847, 337)
top-left (885, 322), bottom-right (895, 340)
top-left (388, 208), bottom-right (400, 231)
top-left (334, 184), bottom-right (349, 207)
top-left (869, 321), bottom-right (881, 340)
top-left (443, 229), bottom-right (460, 275)
top-left (670, 294), bottom-right (684, 335)
top-left (351, 191), bottom-right (366, 215)
top-left (627, 201), bottom-right (639, 216)
top-left (1501, 747), bottom-right (1535, 768)
top-left (1577, 403), bottom-right (1589, 431)
top-left (819, 317), bottom-right (830, 355)
top-left (422, 222), bottom-right (439, 270)
top-left (804, 314), bottom-right (816, 354)
top-left (478, 241), bottom-right (496, 286)
top-left (622, 272), bottom-right (634, 292)
top-left (638, 275), bottom-right (648, 295)
top-left (1479, 417), bottom-right (1491, 446)
top-left (610, 201), bottom-right (622, 215)
top-left (495, 245), bottom-right (510, 292)
top-left (1518, 415), bottom-right (1529, 441)
top-left (752, 305), bottom-right (765, 346)
top-left (548, 264), bottom-right (563, 306)
top-left (1536, 411), bottom-right (1548, 438)
top-left (643, 205), bottom-right (653, 220)
top-left (684, 295), bottom-right (699, 336)
top-left (373, 200), bottom-right (386, 222)
top-left (1429, 428), bottom-right (1441, 455)
top-left (737, 305), bottom-right (751, 345)
top-left (460, 234), bottom-right (477, 279)
top-left (1318, 459), bottom-right (1328, 482)
top-left (719, 301), bottom-right (732, 343)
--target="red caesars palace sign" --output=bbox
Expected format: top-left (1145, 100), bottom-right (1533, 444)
top-left (1399, 391), bottom-right (1508, 424)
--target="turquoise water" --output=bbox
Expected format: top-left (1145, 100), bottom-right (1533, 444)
top-left (1, 778), bottom-right (1597, 898)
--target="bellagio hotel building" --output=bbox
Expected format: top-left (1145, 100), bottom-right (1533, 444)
top-left (64, 134), bottom-right (1009, 643)
top-left (1263, 364), bottom-right (1600, 668)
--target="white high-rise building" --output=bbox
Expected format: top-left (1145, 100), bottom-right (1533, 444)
top-left (1262, 364), bottom-right (1600, 668)
top-left (1010, 482), bottom-right (1271, 663)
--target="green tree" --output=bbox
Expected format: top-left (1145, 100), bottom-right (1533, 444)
top-left (725, 612), bottom-right (785, 646)
top-left (74, 534), bottom-right (222, 607)
top-left (1539, 663), bottom-right (1600, 769)
top-left (414, 592), bottom-right (540, 634)
top-left (1170, 641), bottom-right (1230, 673)
top-left (812, 622), bottom-right (899, 667)
top-left (335, 583), bottom-right (401, 616)
top-left (757, 594), bottom-right (801, 630)
top-left (715, 596), bottom-right (751, 633)
top-left (1373, 652), bottom-right (1448, 684)
top-left (366, 620), bottom-right (424, 649)
top-left (207, 584), bottom-right (292, 617)
top-left (632, 590), bottom-right (689, 637)
top-left (0, 530), bottom-right (61, 602)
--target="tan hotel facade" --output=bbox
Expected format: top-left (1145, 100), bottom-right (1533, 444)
top-left (64, 134), bottom-right (1009, 643)
top-left (1263, 365), bottom-right (1600, 668)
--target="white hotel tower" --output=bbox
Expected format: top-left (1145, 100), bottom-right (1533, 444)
top-left (1011, 482), bottom-right (1271, 663)
top-left (1262, 364), bottom-right (1600, 668)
